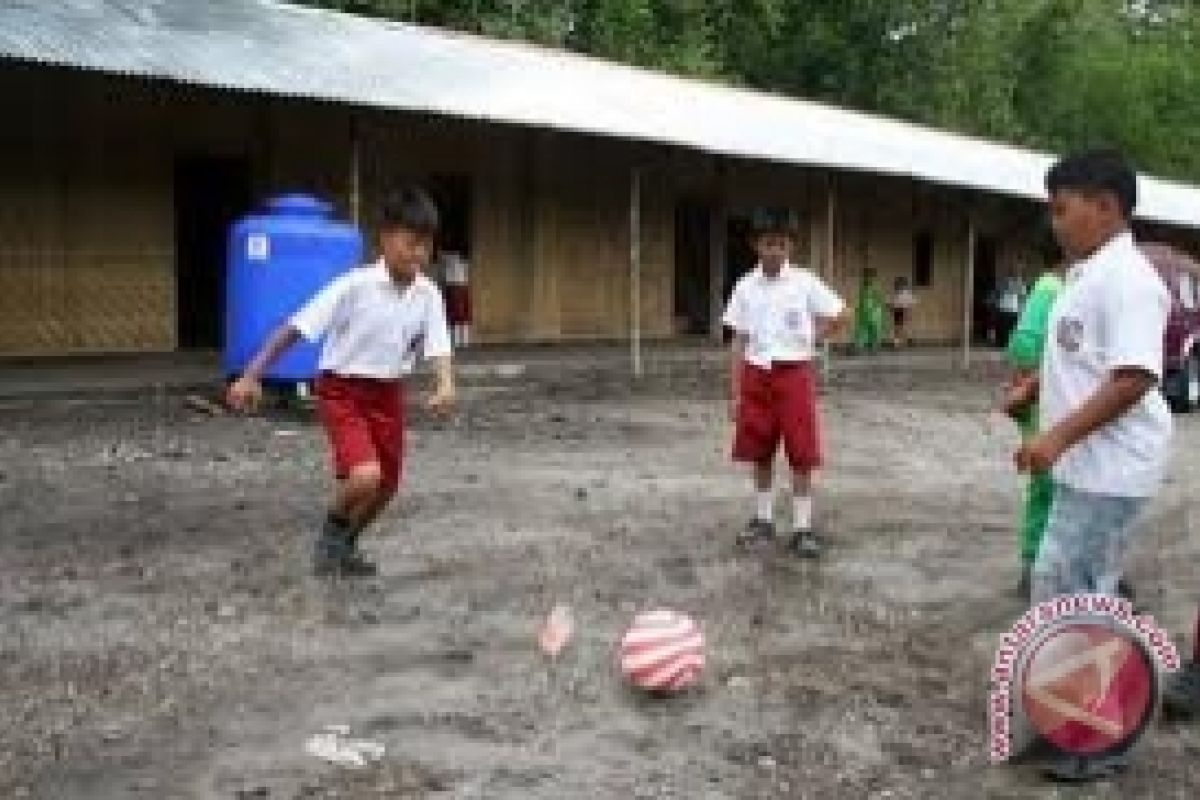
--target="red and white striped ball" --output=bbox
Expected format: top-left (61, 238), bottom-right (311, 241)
top-left (618, 608), bottom-right (705, 692)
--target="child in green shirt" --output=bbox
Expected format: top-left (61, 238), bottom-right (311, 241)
top-left (1002, 263), bottom-right (1063, 599)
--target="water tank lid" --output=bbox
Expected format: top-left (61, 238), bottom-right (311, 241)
top-left (263, 194), bottom-right (331, 218)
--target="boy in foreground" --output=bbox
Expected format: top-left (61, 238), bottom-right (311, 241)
top-left (228, 187), bottom-right (455, 577)
top-left (1015, 149), bottom-right (1172, 782)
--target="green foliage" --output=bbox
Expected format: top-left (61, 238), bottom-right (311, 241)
top-left (298, 0), bottom-right (1200, 182)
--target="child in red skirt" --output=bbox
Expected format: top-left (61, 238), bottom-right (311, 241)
top-left (228, 186), bottom-right (455, 577)
top-left (722, 208), bottom-right (847, 557)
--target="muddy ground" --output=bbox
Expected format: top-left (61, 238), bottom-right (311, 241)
top-left (2, 353), bottom-right (1198, 799)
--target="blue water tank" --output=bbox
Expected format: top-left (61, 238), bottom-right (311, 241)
top-left (223, 195), bottom-right (363, 382)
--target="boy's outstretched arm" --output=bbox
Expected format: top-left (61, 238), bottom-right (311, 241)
top-left (426, 354), bottom-right (456, 417)
top-left (227, 325), bottom-right (302, 411)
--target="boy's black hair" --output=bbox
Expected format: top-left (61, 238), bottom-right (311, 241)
top-left (750, 207), bottom-right (800, 236)
top-left (1045, 148), bottom-right (1138, 219)
top-left (380, 185), bottom-right (440, 234)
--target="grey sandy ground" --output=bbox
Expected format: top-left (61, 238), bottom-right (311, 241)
top-left (2, 358), bottom-right (1198, 798)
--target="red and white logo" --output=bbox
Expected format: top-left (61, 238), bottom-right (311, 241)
top-left (988, 595), bottom-right (1178, 763)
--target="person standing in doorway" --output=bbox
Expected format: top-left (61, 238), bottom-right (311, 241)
top-left (889, 276), bottom-right (916, 348)
top-left (853, 268), bottom-right (885, 354)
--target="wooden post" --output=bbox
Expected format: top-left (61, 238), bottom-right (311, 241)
top-left (630, 168), bottom-right (644, 379)
top-left (349, 115), bottom-right (362, 226)
top-left (964, 216), bottom-right (977, 370)
top-left (709, 201), bottom-right (727, 342)
top-left (823, 176), bottom-right (837, 373)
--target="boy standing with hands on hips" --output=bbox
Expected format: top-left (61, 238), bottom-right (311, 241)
top-left (723, 208), bottom-right (847, 558)
top-left (229, 186), bottom-right (455, 578)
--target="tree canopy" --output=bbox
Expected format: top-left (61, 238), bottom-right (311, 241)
top-left (301, 1), bottom-right (1200, 182)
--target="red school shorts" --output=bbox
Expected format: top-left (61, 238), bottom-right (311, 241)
top-left (315, 373), bottom-right (405, 495)
top-left (732, 361), bottom-right (822, 471)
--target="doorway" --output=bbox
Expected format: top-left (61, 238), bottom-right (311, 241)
top-left (427, 174), bottom-right (473, 260)
top-left (174, 156), bottom-right (252, 350)
top-left (673, 201), bottom-right (712, 335)
top-left (972, 234), bottom-right (998, 344)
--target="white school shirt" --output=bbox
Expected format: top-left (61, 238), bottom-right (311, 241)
top-left (290, 260), bottom-right (452, 380)
top-left (722, 263), bottom-right (845, 368)
top-left (1039, 232), bottom-right (1172, 498)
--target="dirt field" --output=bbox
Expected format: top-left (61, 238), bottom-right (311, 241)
top-left (2, 352), bottom-right (1198, 799)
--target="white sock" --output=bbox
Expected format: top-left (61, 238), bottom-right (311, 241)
top-left (793, 495), bottom-right (813, 532)
top-left (755, 491), bottom-right (774, 522)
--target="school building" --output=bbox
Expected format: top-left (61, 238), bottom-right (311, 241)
top-left (2, 0), bottom-right (1200, 357)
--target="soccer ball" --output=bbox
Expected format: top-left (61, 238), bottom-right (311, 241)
top-left (618, 608), bottom-right (705, 693)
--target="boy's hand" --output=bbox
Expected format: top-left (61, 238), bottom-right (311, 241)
top-left (426, 386), bottom-right (456, 418)
top-left (1015, 432), bottom-right (1065, 473)
top-left (227, 376), bottom-right (264, 413)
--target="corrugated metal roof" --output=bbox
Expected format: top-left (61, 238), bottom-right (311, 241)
top-left (2, 0), bottom-right (1199, 229)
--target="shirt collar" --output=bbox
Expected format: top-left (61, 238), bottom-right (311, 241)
top-left (371, 258), bottom-right (429, 291)
top-left (754, 262), bottom-right (794, 282)
top-left (1071, 230), bottom-right (1135, 280)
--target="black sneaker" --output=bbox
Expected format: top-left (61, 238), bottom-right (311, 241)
top-left (788, 530), bottom-right (824, 559)
top-left (1017, 562), bottom-right (1033, 601)
top-left (737, 519), bottom-right (776, 547)
top-left (1164, 661), bottom-right (1200, 719)
top-left (1117, 578), bottom-right (1136, 603)
top-left (1042, 753), bottom-right (1129, 783)
top-left (313, 532), bottom-right (351, 577)
top-left (338, 547), bottom-right (379, 578)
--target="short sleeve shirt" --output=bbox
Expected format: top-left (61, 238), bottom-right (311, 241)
top-left (290, 260), bottom-right (452, 380)
top-left (722, 264), bottom-right (845, 367)
top-left (1039, 233), bottom-right (1172, 497)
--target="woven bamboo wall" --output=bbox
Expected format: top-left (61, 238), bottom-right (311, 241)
top-left (0, 63), bottom-right (1065, 354)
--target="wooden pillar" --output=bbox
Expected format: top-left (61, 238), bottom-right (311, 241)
top-left (708, 172), bottom-right (728, 343)
top-left (964, 216), bottom-right (977, 370)
top-left (630, 167), bottom-right (643, 378)
top-left (348, 114), bottom-right (362, 225)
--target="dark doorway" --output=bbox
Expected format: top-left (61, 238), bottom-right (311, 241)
top-left (673, 201), bottom-right (712, 335)
top-left (427, 174), bottom-right (473, 259)
top-left (174, 156), bottom-right (252, 350)
top-left (721, 216), bottom-right (758, 341)
top-left (972, 234), bottom-right (998, 344)
top-left (724, 216), bottom-right (757, 302)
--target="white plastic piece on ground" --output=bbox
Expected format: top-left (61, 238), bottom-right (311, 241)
top-left (304, 725), bottom-right (385, 768)
top-left (538, 604), bottom-right (575, 659)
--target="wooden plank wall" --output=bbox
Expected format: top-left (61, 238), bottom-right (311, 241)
top-left (3, 64), bottom-right (1145, 354)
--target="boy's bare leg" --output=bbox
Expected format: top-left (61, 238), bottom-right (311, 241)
top-left (739, 460), bottom-right (777, 545)
top-left (789, 470), bottom-right (821, 557)
top-left (317, 463), bottom-right (386, 576)
top-left (754, 460), bottom-right (773, 492)
top-left (332, 463), bottom-right (385, 524)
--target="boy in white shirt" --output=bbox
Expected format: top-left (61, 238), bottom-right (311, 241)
top-left (723, 208), bottom-right (847, 557)
top-left (228, 187), bottom-right (456, 577)
top-left (1015, 148), bottom-right (1172, 783)
top-left (1017, 149), bottom-right (1171, 603)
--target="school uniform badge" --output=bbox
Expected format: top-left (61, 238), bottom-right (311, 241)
top-left (1057, 318), bottom-right (1084, 353)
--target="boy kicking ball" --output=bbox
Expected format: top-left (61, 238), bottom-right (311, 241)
top-left (723, 208), bottom-right (847, 558)
top-left (228, 186), bottom-right (455, 577)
